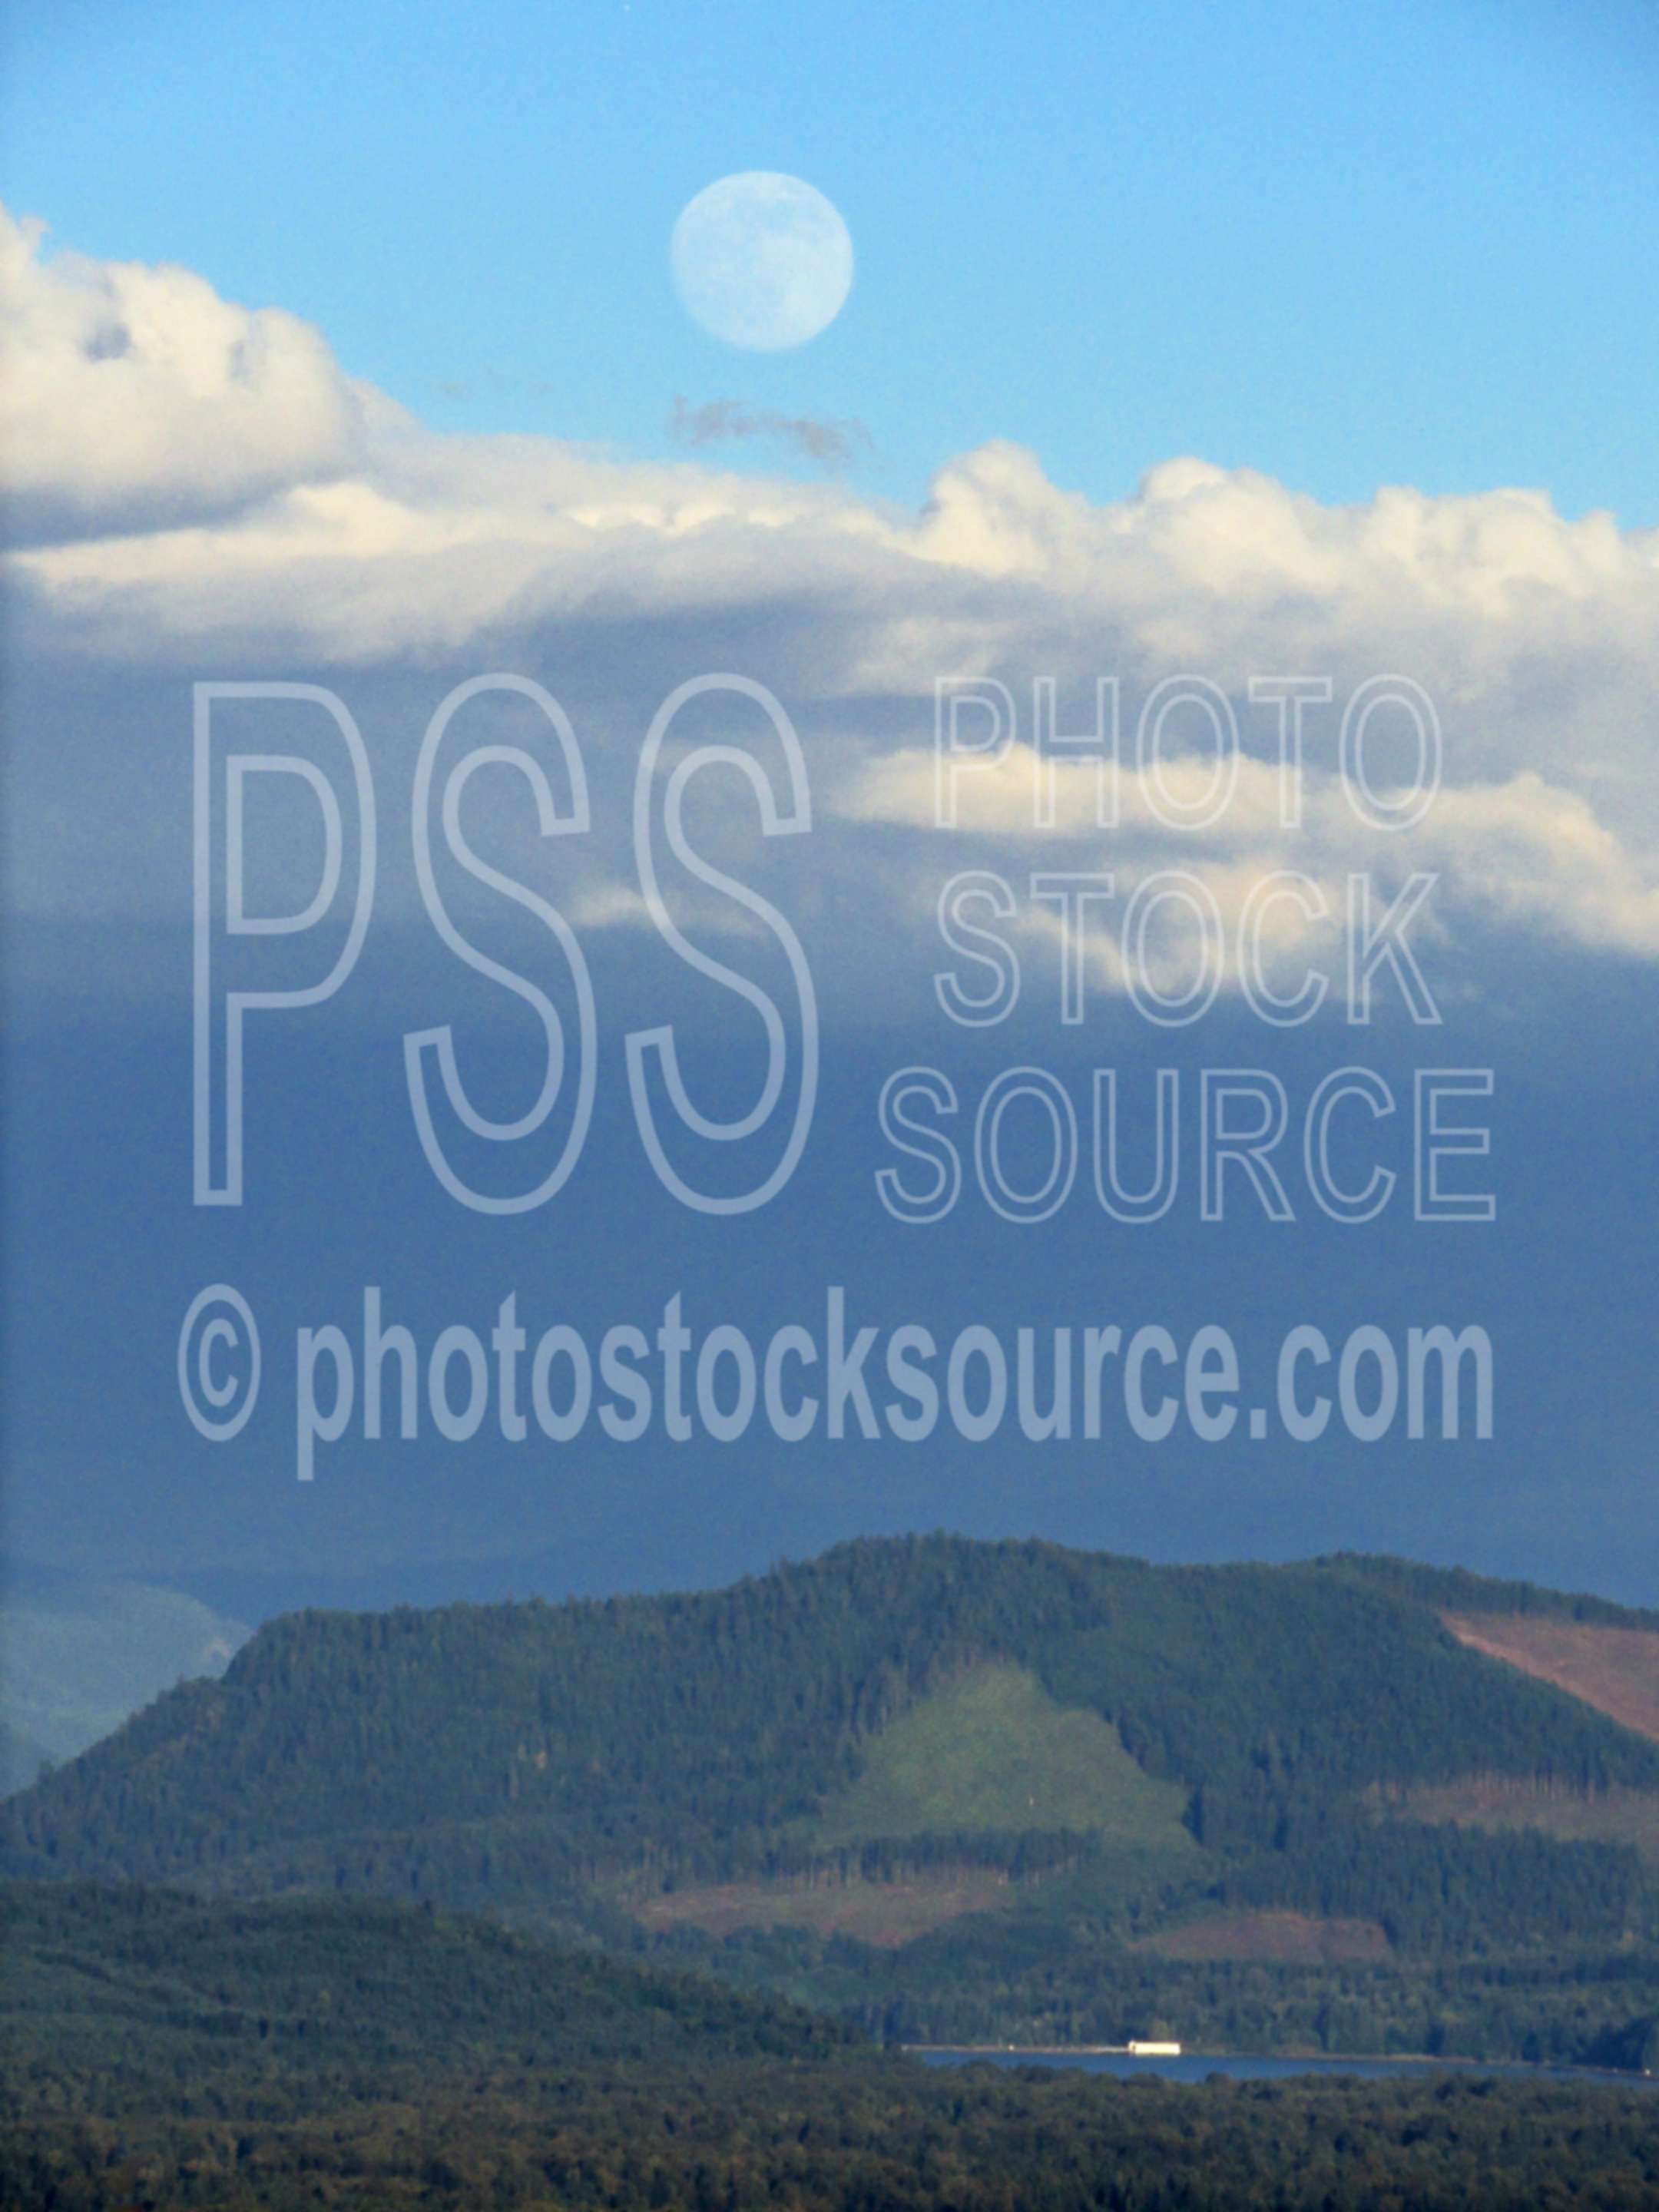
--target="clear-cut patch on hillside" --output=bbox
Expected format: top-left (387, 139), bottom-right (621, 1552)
top-left (1135, 1910), bottom-right (1390, 1965)
top-left (1443, 1614), bottom-right (1659, 1747)
top-left (629, 1869), bottom-right (1018, 1948)
top-left (1374, 1772), bottom-right (1659, 1866)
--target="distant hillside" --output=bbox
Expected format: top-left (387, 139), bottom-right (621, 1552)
top-left (3, 1538), bottom-right (1657, 2054)
top-left (0, 1879), bottom-right (853, 2081)
top-left (0, 1573), bottom-right (247, 1793)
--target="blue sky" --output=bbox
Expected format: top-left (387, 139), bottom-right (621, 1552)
top-left (2, 1), bottom-right (1657, 1610)
top-left (5, 0), bottom-right (1657, 518)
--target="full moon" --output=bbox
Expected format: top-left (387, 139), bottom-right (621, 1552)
top-left (671, 172), bottom-right (853, 350)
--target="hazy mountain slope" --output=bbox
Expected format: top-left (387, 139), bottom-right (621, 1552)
top-left (0, 1573), bottom-right (247, 1791)
top-left (0, 1719), bottom-right (54, 1801)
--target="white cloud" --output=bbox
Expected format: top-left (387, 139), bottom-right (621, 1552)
top-left (5, 211), bottom-right (1658, 982)
top-left (0, 205), bottom-right (390, 538)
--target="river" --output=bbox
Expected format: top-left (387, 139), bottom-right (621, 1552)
top-left (914, 2049), bottom-right (1657, 2089)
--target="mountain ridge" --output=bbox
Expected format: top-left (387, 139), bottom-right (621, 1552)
top-left (4, 1535), bottom-right (1657, 2057)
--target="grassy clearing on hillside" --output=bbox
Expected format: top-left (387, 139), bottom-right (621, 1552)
top-left (811, 1663), bottom-right (1197, 1852)
top-left (1443, 1614), bottom-right (1659, 1745)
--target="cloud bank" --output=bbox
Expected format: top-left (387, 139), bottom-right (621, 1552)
top-left (5, 204), bottom-right (1657, 992)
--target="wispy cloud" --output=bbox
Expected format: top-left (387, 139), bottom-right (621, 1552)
top-left (670, 395), bottom-right (872, 468)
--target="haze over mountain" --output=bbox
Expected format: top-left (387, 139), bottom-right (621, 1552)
top-left (0, 1571), bottom-right (247, 1794)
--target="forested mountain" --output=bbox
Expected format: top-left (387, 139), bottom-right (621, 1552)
top-left (4, 1538), bottom-right (1657, 2058)
top-left (0, 1880), bottom-right (853, 2075)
